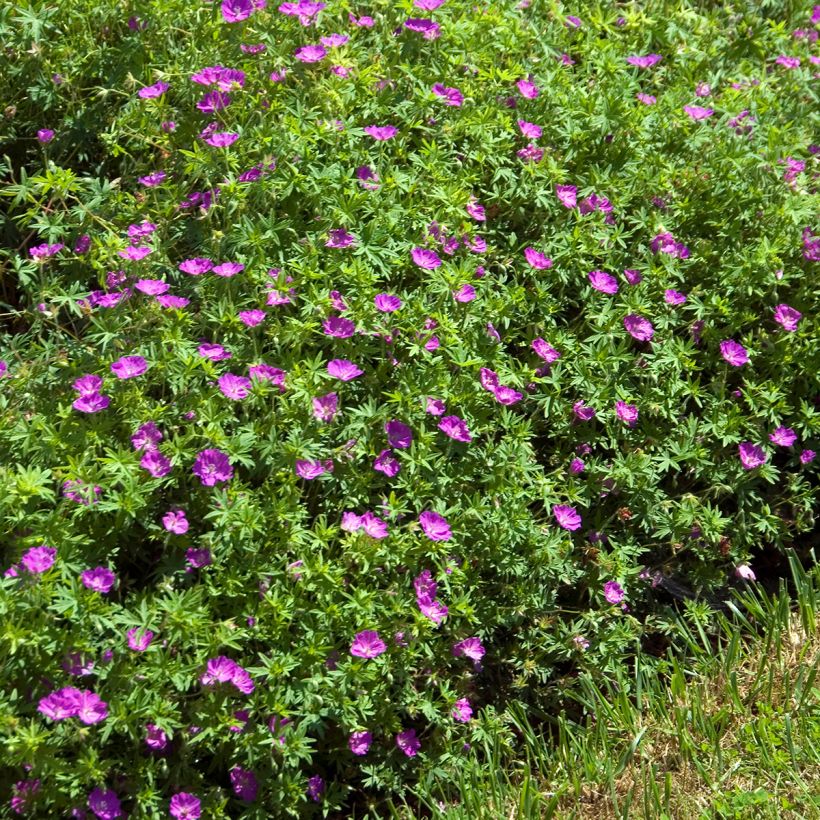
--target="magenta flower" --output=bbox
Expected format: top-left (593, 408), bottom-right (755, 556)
top-left (438, 415), bottom-right (472, 442)
top-left (239, 309), bottom-right (266, 327)
top-left (81, 567), bottom-right (116, 594)
top-left (75, 690), bottom-right (108, 724)
top-left (135, 279), bottom-right (169, 295)
top-left (738, 442), bottom-right (767, 469)
top-left (432, 83), bottom-right (464, 106)
top-left (323, 316), bottom-right (356, 338)
top-left (37, 128), bottom-right (55, 143)
top-left (163, 509), bottom-right (189, 534)
top-left (374, 449), bottom-right (400, 477)
top-left (411, 247), bottom-right (442, 269)
top-left (375, 293), bottom-right (402, 312)
top-left (573, 400), bottom-right (596, 421)
top-left (404, 17), bottom-right (440, 38)
top-left (192, 449), bottom-right (233, 485)
top-left (186, 548), bottom-right (212, 569)
top-left (524, 247), bottom-right (552, 269)
top-left (800, 450), bottom-right (816, 464)
top-left (720, 339), bottom-right (749, 367)
top-left (588, 270), bottom-right (618, 294)
top-left (139, 171), bottom-right (166, 187)
top-left (204, 130), bottom-right (239, 147)
top-left (198, 342), bottom-right (231, 361)
top-left (532, 338), bottom-right (561, 363)
top-left (684, 105), bottom-right (714, 120)
top-left (145, 723), bottom-right (169, 752)
top-left (327, 359), bottom-right (363, 381)
top-left (419, 598), bottom-right (448, 624)
top-left (349, 730), bottom-right (372, 755)
top-left (419, 510), bottom-right (452, 541)
top-left (364, 124), bottom-right (398, 140)
top-left (73, 374), bottom-right (102, 395)
top-left (138, 81), bottom-right (169, 99)
top-left (493, 385), bottom-right (523, 405)
top-left (770, 426), bottom-right (797, 447)
top-left (88, 788), bottom-right (122, 819)
top-left (603, 581), bottom-right (625, 604)
top-left (615, 401), bottom-right (639, 426)
top-left (453, 284), bottom-right (476, 303)
top-left (295, 44), bottom-right (327, 63)
top-left (517, 79), bottom-right (539, 98)
top-left (664, 289), bottom-right (687, 305)
top-left (110, 355), bottom-right (148, 379)
top-left (623, 269), bottom-right (643, 285)
top-left (73, 392), bottom-right (110, 413)
top-left (127, 627), bottom-right (154, 651)
top-left (425, 397), bottom-right (446, 415)
top-left (773, 304), bottom-right (801, 331)
top-left (452, 637), bottom-right (485, 664)
top-left (219, 373), bottom-right (253, 400)
top-left (295, 458), bottom-right (333, 479)
top-left (624, 314), bottom-right (655, 341)
top-left (626, 54), bottom-right (662, 68)
top-left (361, 511), bottom-right (389, 539)
top-left (179, 257), bottom-right (213, 275)
top-left (169, 792), bottom-right (201, 820)
top-left (21, 545), bottom-right (56, 573)
top-left (386, 420), bottom-right (413, 449)
top-left (326, 228), bottom-right (356, 249)
top-left (222, 0), bottom-right (254, 22)
top-left (249, 364), bottom-right (286, 388)
top-left (156, 294), bottom-right (190, 309)
top-left (636, 92), bottom-right (657, 105)
top-left (452, 698), bottom-right (473, 722)
top-left (213, 261), bottom-right (244, 277)
top-left (518, 119), bottom-right (542, 139)
top-left (396, 728), bottom-right (421, 757)
top-left (775, 55), bottom-right (800, 69)
top-left (555, 184), bottom-right (577, 208)
top-left (350, 630), bottom-right (387, 658)
top-left (136, 444), bottom-right (170, 475)
top-left (312, 392), bottom-right (338, 422)
top-left (553, 504), bottom-right (582, 531)
top-left (29, 242), bottom-right (63, 259)
top-left (230, 767), bottom-right (259, 802)
top-left (466, 198), bottom-right (485, 220)
top-left (118, 245), bottom-right (152, 261)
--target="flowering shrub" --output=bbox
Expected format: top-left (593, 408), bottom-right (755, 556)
top-left (0, 0), bottom-right (818, 815)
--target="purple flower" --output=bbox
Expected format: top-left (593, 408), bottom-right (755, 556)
top-left (411, 247), bottom-right (442, 269)
top-left (555, 184), bottom-right (577, 208)
top-left (623, 269), bottom-right (643, 285)
top-left (20, 546), bottom-right (56, 573)
top-left (800, 449), bottom-right (816, 464)
top-left (452, 698), bottom-right (473, 722)
top-left (198, 342), bottom-right (232, 361)
top-left (396, 728), bottom-right (421, 757)
top-left (169, 792), bottom-right (201, 820)
top-left (375, 293), bottom-right (402, 312)
top-left (452, 637), bottom-right (485, 664)
top-left (570, 458), bottom-right (585, 474)
top-left (374, 449), bottom-right (401, 477)
top-left (386, 420), bottom-right (413, 449)
top-left (29, 242), bottom-right (64, 259)
top-left (162, 509), bottom-right (189, 534)
top-left (218, 373), bottom-right (253, 400)
top-left (88, 788), bottom-right (122, 820)
top-left (615, 401), bottom-right (639, 427)
top-left (684, 105), bottom-right (714, 120)
top-left (404, 17), bottom-right (440, 38)
top-left (192, 449), bottom-right (233, 486)
top-left (720, 339), bottom-right (749, 367)
top-left (626, 54), bottom-right (662, 68)
top-left (364, 124), bottom-right (398, 140)
top-left (603, 581), bottom-right (625, 604)
top-left (770, 426), bottom-right (797, 447)
top-left (230, 767), bottom-right (259, 802)
top-left (37, 128), bottom-right (55, 143)
top-left (775, 55), bottom-right (801, 69)
top-left (518, 119), bottom-right (542, 139)
top-left (10, 779), bottom-right (40, 815)
top-left (773, 304), bottom-right (801, 331)
top-left (362, 511), bottom-right (389, 539)
top-left (312, 392), bottom-right (338, 422)
top-left (222, 0), bottom-right (254, 22)
top-left (294, 458), bottom-right (333, 479)
top-left (438, 415), bottom-right (472, 442)
top-left (524, 247), bottom-right (552, 269)
top-left (212, 262), bottom-right (244, 277)
top-left (73, 391), bottom-right (111, 413)
top-left (138, 81), bottom-right (169, 99)
top-left (179, 257), bottom-right (213, 275)
top-left (156, 294), bottom-right (190, 309)
top-left (145, 723), bottom-right (169, 752)
top-left (62, 479), bottom-right (101, 506)
top-left (141, 449), bottom-right (172, 478)
top-left (326, 228), bottom-right (356, 248)
top-left (204, 130), bottom-right (239, 147)
top-left (532, 338), bottom-right (561, 363)
top-left (738, 442), bottom-right (767, 470)
top-left (665, 289), bottom-right (687, 305)
top-left (139, 171), bottom-right (166, 187)
top-left (623, 314), bottom-right (655, 342)
top-left (249, 364), bottom-right (286, 388)
top-left (186, 548), bottom-right (212, 569)
top-left (135, 279), bottom-right (169, 296)
top-left (75, 690), bottom-right (108, 724)
top-left (294, 44), bottom-right (327, 63)
top-left (432, 83), bottom-right (464, 106)
top-left (307, 775), bottom-right (324, 803)
top-left (81, 567), bottom-right (116, 594)
top-left (327, 359), bottom-right (363, 381)
top-left (553, 504), bottom-right (582, 531)
top-left (493, 384), bottom-right (523, 405)
top-left (132, 421), bottom-right (162, 451)
top-left (419, 510), bottom-right (452, 541)
top-left (454, 284), bottom-right (476, 303)
top-left (110, 355), bottom-right (148, 379)
top-left (426, 397), bottom-right (446, 415)
top-left (350, 630), bottom-right (387, 658)
top-left (127, 627), bottom-right (154, 651)
top-left (239, 309), bottom-right (266, 327)
top-left (323, 316), bottom-right (356, 338)
top-left (517, 79), bottom-right (539, 99)
top-left (349, 730), bottom-right (372, 755)
top-left (588, 270), bottom-right (618, 294)
top-left (38, 687), bottom-right (83, 720)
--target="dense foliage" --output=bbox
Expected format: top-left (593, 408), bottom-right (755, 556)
top-left (0, 0), bottom-right (818, 815)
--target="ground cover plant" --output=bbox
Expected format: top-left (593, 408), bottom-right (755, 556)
top-left (0, 0), bottom-right (818, 816)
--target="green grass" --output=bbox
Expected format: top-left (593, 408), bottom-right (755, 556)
top-left (403, 552), bottom-right (820, 819)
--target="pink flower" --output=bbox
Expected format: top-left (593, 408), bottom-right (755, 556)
top-left (141, 450), bottom-right (172, 477)
top-left (452, 637), bottom-right (485, 664)
top-left (623, 269), bottom-right (643, 285)
top-left (419, 510), bottom-right (452, 541)
top-left (636, 92), bottom-right (656, 105)
top-left (385, 419), bottom-right (413, 449)
top-left (684, 105), bottom-right (714, 120)
top-left (213, 262), bottom-right (244, 277)
top-left (517, 79), bottom-right (539, 98)
top-left (222, 0), bottom-right (254, 22)
top-left (738, 442), bottom-right (766, 469)
top-left (518, 119), bottom-right (542, 139)
top-left (127, 627), bottom-right (154, 651)
top-left (312, 392), bottom-right (338, 422)
top-left (553, 504), bottom-right (582, 531)
top-left (295, 459), bottom-right (333, 479)
top-left (452, 698), bottom-right (473, 722)
top-left (603, 580), bottom-right (625, 604)
top-left (179, 257), bottom-right (213, 275)
top-left (466, 198), bottom-right (485, 220)
top-left (588, 270), bottom-right (618, 294)
top-left (364, 124), bottom-right (398, 140)
top-left (163, 509), bottom-right (189, 534)
top-left (438, 415), bottom-right (472, 442)
top-left (75, 690), bottom-right (109, 724)
top-left (411, 247), bottom-right (442, 269)
top-left (719, 339), bottom-right (749, 367)
top-left (532, 338), bottom-right (561, 363)
top-left (81, 567), bottom-right (116, 593)
top-left (323, 316), bottom-right (356, 337)
top-left (735, 564), bottom-right (756, 581)
top-left (350, 630), bottom-right (387, 658)
top-left (426, 397), bottom-right (446, 415)
top-left (374, 449), bottom-right (400, 477)
top-left (326, 229), bottom-right (356, 249)
top-left (626, 54), bottom-right (662, 68)
top-left (294, 44), bottom-right (327, 62)
top-left (219, 373), bottom-right (253, 400)
top-left (573, 401), bottom-right (596, 421)
top-left (192, 449), bottom-right (233, 486)
top-left (349, 730), bottom-right (372, 755)
top-left (169, 792), bottom-right (201, 820)
top-left (110, 355), bottom-right (148, 379)
top-left (361, 511), bottom-right (389, 539)
top-left (555, 184), bottom-right (577, 208)
top-left (375, 293), bottom-right (402, 312)
top-left (615, 400), bottom-right (639, 426)
top-left (20, 545), bottom-right (56, 573)
top-left (138, 81), bottom-right (169, 99)
top-left (327, 359), bottom-right (363, 381)
top-left (664, 289), bottom-right (687, 305)
top-left (773, 304), bottom-right (801, 331)
top-left (239, 309), bottom-right (266, 327)
top-left (623, 314), bottom-right (654, 341)
top-left (493, 385), bottom-right (523, 405)
top-left (524, 247), bottom-right (552, 269)
top-left (432, 83), bottom-right (463, 106)
top-left (770, 426), bottom-right (797, 447)
top-left (396, 729), bottom-right (421, 757)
